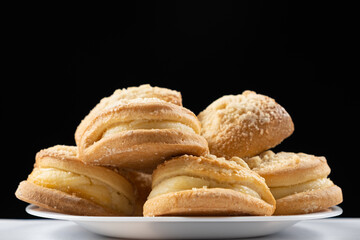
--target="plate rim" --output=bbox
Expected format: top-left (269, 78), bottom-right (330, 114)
top-left (26, 204), bottom-right (342, 222)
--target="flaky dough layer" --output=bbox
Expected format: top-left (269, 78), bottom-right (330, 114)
top-left (198, 91), bottom-right (294, 158)
top-left (16, 181), bottom-right (119, 216)
top-left (245, 151), bottom-right (331, 187)
top-left (77, 98), bottom-right (209, 171)
top-left (82, 129), bottom-right (209, 172)
top-left (143, 188), bottom-right (275, 216)
top-left (274, 185), bottom-right (343, 215)
top-left (151, 154), bottom-right (275, 205)
top-left (246, 151), bottom-right (343, 215)
top-left (75, 84), bottom-right (182, 144)
top-left (144, 154), bottom-right (276, 216)
top-left (35, 146), bottom-right (134, 199)
top-left (15, 145), bottom-right (137, 216)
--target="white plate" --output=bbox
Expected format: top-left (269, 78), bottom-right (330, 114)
top-left (26, 205), bottom-right (342, 239)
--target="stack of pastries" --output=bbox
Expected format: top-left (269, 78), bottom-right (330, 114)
top-left (15, 84), bottom-right (342, 216)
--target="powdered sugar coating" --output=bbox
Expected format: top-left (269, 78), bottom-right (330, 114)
top-left (198, 91), bottom-right (294, 158)
top-left (245, 150), bottom-right (331, 187)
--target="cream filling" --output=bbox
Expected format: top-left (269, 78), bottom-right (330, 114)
top-left (148, 175), bottom-right (261, 200)
top-left (102, 120), bottom-right (195, 138)
top-left (28, 167), bottom-right (133, 215)
top-left (270, 178), bottom-right (334, 199)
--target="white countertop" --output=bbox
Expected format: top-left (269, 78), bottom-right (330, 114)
top-left (0, 218), bottom-right (359, 240)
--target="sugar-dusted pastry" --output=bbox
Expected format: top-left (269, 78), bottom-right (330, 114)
top-left (76, 98), bottom-right (209, 172)
top-left (245, 151), bottom-right (343, 215)
top-left (15, 145), bottom-right (141, 216)
top-left (198, 91), bottom-right (294, 158)
top-left (143, 154), bottom-right (276, 216)
top-left (75, 84), bottom-right (182, 144)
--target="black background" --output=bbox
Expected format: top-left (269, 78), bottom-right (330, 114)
top-left (2, 1), bottom-right (358, 218)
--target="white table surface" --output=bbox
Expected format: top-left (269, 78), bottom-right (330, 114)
top-left (0, 218), bottom-right (359, 240)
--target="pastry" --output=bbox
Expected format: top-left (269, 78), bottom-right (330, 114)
top-left (197, 90), bottom-right (294, 158)
top-left (245, 150), bottom-right (343, 215)
top-left (116, 169), bottom-right (152, 216)
top-left (15, 145), bottom-right (141, 216)
top-left (143, 154), bottom-right (276, 216)
top-left (75, 84), bottom-right (182, 144)
top-left (76, 98), bottom-right (209, 172)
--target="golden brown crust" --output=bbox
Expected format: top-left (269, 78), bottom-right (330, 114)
top-left (246, 151), bottom-right (331, 187)
top-left (245, 151), bottom-right (342, 215)
top-left (77, 99), bottom-right (209, 171)
top-left (108, 84), bottom-right (182, 106)
top-left (144, 154), bottom-right (276, 216)
top-left (82, 129), bottom-right (208, 172)
top-left (79, 98), bottom-right (201, 148)
top-left (15, 181), bottom-right (119, 216)
top-left (16, 145), bottom-right (137, 216)
top-left (36, 145), bottom-right (78, 161)
top-left (274, 185), bottom-right (343, 215)
top-left (75, 84), bottom-right (182, 144)
top-left (152, 154), bottom-right (275, 205)
top-left (198, 91), bottom-right (294, 158)
top-left (143, 188), bottom-right (275, 216)
top-left (116, 169), bottom-right (152, 216)
top-left (35, 145), bottom-right (134, 197)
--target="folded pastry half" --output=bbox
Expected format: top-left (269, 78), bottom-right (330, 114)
top-left (76, 98), bottom-right (209, 172)
top-left (75, 84), bottom-right (182, 144)
top-left (143, 154), bottom-right (276, 216)
top-left (15, 145), bottom-right (140, 216)
top-left (245, 151), bottom-right (343, 215)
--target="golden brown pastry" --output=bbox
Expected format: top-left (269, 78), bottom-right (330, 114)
top-left (15, 145), bottom-right (147, 216)
top-left (245, 151), bottom-right (343, 215)
top-left (75, 84), bottom-right (182, 144)
top-left (198, 91), bottom-right (294, 158)
top-left (143, 154), bottom-right (276, 216)
top-left (76, 98), bottom-right (209, 172)
top-left (115, 169), bottom-right (152, 216)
